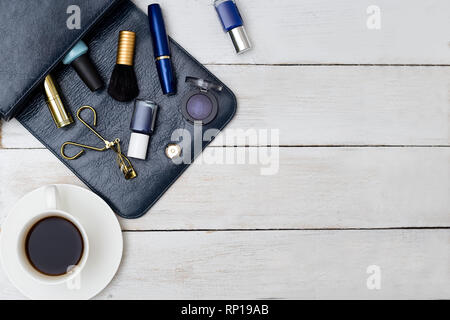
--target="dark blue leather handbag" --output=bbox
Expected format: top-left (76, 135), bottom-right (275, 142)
top-left (0, 0), bottom-right (237, 218)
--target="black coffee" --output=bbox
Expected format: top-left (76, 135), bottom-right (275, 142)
top-left (25, 216), bottom-right (84, 276)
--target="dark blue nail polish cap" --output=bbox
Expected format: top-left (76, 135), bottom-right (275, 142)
top-left (215, 0), bottom-right (243, 31)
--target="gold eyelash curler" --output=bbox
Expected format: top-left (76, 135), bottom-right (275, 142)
top-left (61, 105), bottom-right (137, 180)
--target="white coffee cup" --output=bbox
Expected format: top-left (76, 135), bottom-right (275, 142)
top-left (16, 185), bottom-right (89, 285)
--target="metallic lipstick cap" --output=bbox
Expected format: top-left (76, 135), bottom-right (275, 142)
top-left (44, 75), bottom-right (73, 128)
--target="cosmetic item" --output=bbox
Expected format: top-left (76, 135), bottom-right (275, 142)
top-left (181, 77), bottom-right (222, 125)
top-left (44, 74), bottom-right (73, 128)
top-left (62, 40), bottom-right (103, 91)
top-left (165, 143), bottom-right (182, 160)
top-left (127, 99), bottom-right (158, 160)
top-left (147, 4), bottom-right (176, 95)
top-left (214, 0), bottom-right (251, 54)
top-left (108, 31), bottom-right (139, 102)
top-left (61, 106), bottom-right (137, 180)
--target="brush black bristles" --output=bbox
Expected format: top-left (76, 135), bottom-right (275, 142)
top-left (107, 64), bottom-right (139, 102)
top-left (108, 31), bottom-right (139, 102)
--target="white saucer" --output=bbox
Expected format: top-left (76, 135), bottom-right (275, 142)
top-left (0, 184), bottom-right (123, 300)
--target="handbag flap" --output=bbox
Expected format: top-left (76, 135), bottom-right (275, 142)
top-left (0, 0), bottom-right (120, 120)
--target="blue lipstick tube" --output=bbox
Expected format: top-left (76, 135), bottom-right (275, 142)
top-left (148, 4), bottom-right (176, 95)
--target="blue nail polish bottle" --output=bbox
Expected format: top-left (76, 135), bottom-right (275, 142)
top-left (127, 100), bottom-right (158, 160)
top-left (214, 0), bottom-right (251, 54)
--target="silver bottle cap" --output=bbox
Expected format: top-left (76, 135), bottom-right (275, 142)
top-left (228, 26), bottom-right (251, 54)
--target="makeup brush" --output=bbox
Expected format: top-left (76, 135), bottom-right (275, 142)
top-left (108, 31), bottom-right (139, 102)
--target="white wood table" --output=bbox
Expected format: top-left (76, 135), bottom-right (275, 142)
top-left (0, 0), bottom-right (449, 299)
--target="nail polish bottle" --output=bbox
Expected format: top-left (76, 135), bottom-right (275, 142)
top-left (127, 99), bottom-right (158, 160)
top-left (214, 0), bottom-right (251, 54)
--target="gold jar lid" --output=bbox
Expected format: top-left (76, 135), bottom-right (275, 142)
top-left (165, 144), bottom-right (182, 159)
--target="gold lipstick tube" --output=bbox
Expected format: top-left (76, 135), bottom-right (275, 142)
top-left (44, 74), bottom-right (73, 128)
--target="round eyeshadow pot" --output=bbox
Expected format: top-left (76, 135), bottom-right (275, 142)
top-left (181, 77), bottom-right (222, 125)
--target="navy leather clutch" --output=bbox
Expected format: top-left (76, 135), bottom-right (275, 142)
top-left (0, 0), bottom-right (237, 218)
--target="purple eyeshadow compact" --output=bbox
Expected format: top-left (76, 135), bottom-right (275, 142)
top-left (181, 77), bottom-right (223, 125)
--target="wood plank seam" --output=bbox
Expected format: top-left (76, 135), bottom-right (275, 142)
top-left (3, 65), bottom-right (449, 147)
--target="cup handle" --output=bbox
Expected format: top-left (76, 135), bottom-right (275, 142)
top-left (45, 185), bottom-right (59, 210)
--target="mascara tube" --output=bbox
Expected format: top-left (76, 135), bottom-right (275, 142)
top-left (147, 3), bottom-right (176, 95)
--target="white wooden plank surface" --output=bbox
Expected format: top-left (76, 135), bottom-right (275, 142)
top-left (1, 147), bottom-right (448, 230)
top-left (1, 65), bottom-right (449, 148)
top-left (1, 230), bottom-right (448, 299)
top-left (132, 0), bottom-right (450, 65)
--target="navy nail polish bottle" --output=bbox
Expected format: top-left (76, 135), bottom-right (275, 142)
top-left (127, 99), bottom-right (158, 160)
